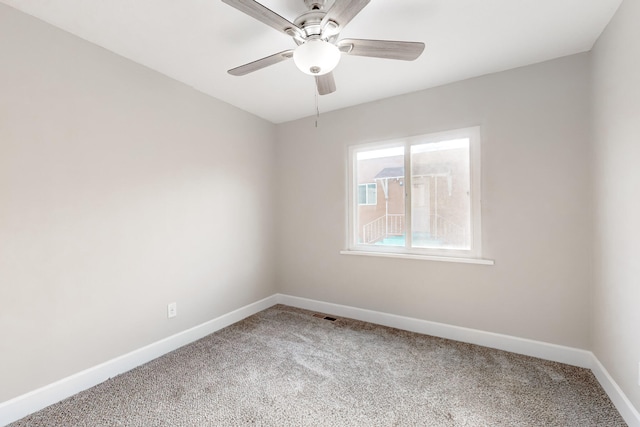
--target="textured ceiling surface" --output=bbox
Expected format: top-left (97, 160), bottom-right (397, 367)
top-left (1, 0), bottom-right (622, 123)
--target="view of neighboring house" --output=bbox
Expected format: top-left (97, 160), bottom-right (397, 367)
top-left (356, 139), bottom-right (471, 249)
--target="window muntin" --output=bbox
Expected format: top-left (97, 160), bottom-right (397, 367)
top-left (348, 127), bottom-right (481, 259)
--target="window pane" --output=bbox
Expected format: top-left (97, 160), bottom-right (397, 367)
top-left (410, 139), bottom-right (471, 250)
top-left (358, 184), bottom-right (367, 205)
top-left (366, 184), bottom-right (377, 205)
top-left (355, 147), bottom-right (405, 245)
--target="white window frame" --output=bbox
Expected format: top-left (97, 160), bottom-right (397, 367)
top-left (344, 126), bottom-right (492, 264)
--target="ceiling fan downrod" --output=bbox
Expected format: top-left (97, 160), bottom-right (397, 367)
top-left (304, 0), bottom-right (326, 10)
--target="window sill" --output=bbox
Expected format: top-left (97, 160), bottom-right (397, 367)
top-left (339, 250), bottom-right (494, 265)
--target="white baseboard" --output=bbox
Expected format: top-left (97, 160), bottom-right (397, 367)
top-left (3, 293), bottom-right (638, 427)
top-left (275, 294), bottom-right (640, 427)
top-left (276, 294), bottom-right (593, 367)
top-left (590, 356), bottom-right (640, 427)
top-left (0, 295), bottom-right (279, 427)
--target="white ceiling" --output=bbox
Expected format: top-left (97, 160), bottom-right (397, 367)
top-left (1, 0), bottom-right (622, 123)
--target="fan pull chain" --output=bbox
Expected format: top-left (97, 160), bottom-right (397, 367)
top-left (315, 89), bottom-right (320, 128)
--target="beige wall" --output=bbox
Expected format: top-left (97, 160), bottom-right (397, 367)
top-left (276, 53), bottom-right (592, 349)
top-left (591, 0), bottom-right (640, 409)
top-left (0, 3), bottom-right (276, 402)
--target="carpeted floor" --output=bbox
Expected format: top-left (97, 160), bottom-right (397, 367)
top-left (10, 305), bottom-right (626, 426)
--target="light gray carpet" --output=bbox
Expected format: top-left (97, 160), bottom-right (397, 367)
top-left (10, 305), bottom-right (626, 426)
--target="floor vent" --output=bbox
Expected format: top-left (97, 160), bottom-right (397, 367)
top-left (312, 313), bottom-right (338, 321)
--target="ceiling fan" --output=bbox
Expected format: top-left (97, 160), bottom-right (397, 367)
top-left (221, 0), bottom-right (425, 95)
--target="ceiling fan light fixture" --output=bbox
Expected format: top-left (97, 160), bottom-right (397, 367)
top-left (293, 39), bottom-right (341, 75)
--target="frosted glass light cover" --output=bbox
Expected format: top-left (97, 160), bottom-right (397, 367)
top-left (293, 40), bottom-right (341, 75)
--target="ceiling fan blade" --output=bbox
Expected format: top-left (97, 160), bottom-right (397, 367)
top-left (316, 72), bottom-right (336, 95)
top-left (228, 50), bottom-right (294, 76)
top-left (221, 0), bottom-right (303, 39)
top-left (338, 38), bottom-right (425, 61)
top-left (321, 0), bottom-right (371, 31)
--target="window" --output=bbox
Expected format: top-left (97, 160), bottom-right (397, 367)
top-left (358, 183), bottom-right (377, 205)
top-left (346, 127), bottom-right (484, 261)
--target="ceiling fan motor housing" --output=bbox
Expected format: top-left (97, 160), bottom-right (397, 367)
top-left (294, 11), bottom-right (336, 42)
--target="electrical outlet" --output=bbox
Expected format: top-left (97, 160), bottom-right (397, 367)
top-left (167, 302), bottom-right (177, 319)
